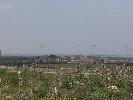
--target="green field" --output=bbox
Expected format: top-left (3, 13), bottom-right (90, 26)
top-left (0, 62), bottom-right (133, 100)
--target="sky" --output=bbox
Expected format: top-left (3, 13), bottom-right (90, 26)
top-left (0, 0), bottom-right (133, 56)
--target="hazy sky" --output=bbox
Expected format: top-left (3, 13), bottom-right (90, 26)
top-left (0, 0), bottom-right (133, 55)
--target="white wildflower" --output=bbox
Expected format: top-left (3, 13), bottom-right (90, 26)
top-left (18, 71), bottom-right (21, 75)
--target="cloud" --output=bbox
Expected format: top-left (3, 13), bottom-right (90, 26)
top-left (0, 4), bottom-right (13, 11)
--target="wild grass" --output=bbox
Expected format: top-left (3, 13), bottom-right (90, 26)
top-left (0, 62), bottom-right (133, 100)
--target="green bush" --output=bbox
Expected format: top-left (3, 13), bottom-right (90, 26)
top-left (37, 83), bottom-right (52, 98)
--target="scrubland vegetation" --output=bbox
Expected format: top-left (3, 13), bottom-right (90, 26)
top-left (0, 61), bottom-right (133, 100)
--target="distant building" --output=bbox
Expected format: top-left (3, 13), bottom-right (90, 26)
top-left (49, 54), bottom-right (57, 59)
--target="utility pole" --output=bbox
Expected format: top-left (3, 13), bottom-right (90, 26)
top-left (91, 45), bottom-right (95, 60)
top-left (0, 50), bottom-right (1, 65)
top-left (126, 46), bottom-right (128, 62)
